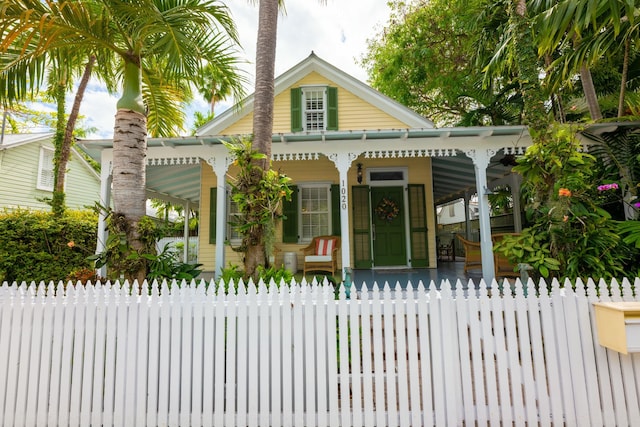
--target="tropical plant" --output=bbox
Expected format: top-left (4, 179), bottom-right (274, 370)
top-left (583, 124), bottom-right (640, 219)
top-left (494, 125), bottom-right (636, 279)
top-left (142, 244), bottom-right (203, 281)
top-left (0, 21), bottom-right (99, 217)
top-left (223, 138), bottom-right (292, 278)
top-left (245, 0), bottom-right (326, 279)
top-left (217, 263), bottom-right (294, 293)
top-left (197, 62), bottom-right (247, 115)
top-left (362, 0), bottom-right (523, 127)
top-left (1, 0), bottom-right (244, 283)
top-left (531, 0), bottom-right (639, 119)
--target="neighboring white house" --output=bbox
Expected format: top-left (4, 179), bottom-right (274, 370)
top-left (437, 198), bottom-right (479, 226)
top-left (0, 133), bottom-right (101, 211)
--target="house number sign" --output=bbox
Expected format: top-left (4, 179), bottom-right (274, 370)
top-left (341, 180), bottom-right (347, 210)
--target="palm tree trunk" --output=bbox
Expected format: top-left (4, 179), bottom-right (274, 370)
top-left (112, 59), bottom-right (148, 284)
top-left (618, 37), bottom-right (630, 118)
top-left (54, 55), bottom-right (96, 216)
top-left (245, 0), bottom-right (279, 279)
top-left (580, 65), bottom-right (602, 120)
top-left (252, 0), bottom-right (278, 166)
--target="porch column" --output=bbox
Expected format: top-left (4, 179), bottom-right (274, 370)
top-left (465, 148), bottom-right (495, 281)
top-left (510, 174), bottom-right (523, 232)
top-left (96, 158), bottom-right (112, 278)
top-left (183, 201), bottom-right (190, 263)
top-left (328, 152), bottom-right (359, 280)
top-left (463, 190), bottom-right (472, 240)
top-left (208, 156), bottom-right (231, 279)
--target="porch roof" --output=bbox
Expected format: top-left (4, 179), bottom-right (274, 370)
top-left (77, 125), bottom-right (531, 207)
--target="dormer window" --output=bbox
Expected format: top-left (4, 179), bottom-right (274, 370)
top-left (303, 87), bottom-right (325, 131)
top-left (290, 86), bottom-right (338, 132)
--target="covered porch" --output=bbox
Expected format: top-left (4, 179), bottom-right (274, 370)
top-left (78, 125), bottom-right (532, 282)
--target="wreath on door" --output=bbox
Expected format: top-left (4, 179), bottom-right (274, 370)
top-left (376, 197), bottom-right (400, 222)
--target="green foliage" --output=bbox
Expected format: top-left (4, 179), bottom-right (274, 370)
top-left (0, 209), bottom-right (97, 283)
top-left (223, 137), bottom-right (292, 259)
top-left (618, 220), bottom-right (640, 249)
top-left (191, 111), bottom-right (214, 135)
top-left (90, 206), bottom-right (203, 282)
top-left (494, 124), bottom-right (639, 279)
top-left (217, 263), bottom-right (294, 293)
top-left (494, 228), bottom-right (560, 278)
top-left (362, 0), bottom-right (512, 126)
top-left (89, 208), bottom-right (160, 280)
top-left (142, 244), bottom-right (202, 281)
top-left (488, 185), bottom-right (513, 214)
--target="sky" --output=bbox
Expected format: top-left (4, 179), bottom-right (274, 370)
top-left (64, 0), bottom-right (393, 139)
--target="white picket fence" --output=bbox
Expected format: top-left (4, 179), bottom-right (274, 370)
top-left (1, 277), bottom-right (640, 426)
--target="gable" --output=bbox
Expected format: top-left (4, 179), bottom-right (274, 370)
top-left (0, 135), bottom-right (100, 211)
top-left (197, 53), bottom-right (433, 136)
top-left (220, 72), bottom-right (411, 135)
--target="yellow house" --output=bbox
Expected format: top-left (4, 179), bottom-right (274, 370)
top-left (81, 53), bottom-right (532, 280)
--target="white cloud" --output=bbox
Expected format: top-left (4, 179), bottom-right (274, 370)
top-left (71, 0), bottom-right (392, 139)
top-left (230, 0), bottom-right (390, 84)
top-left (76, 81), bottom-right (119, 139)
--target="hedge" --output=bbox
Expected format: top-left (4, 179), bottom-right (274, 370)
top-left (0, 209), bottom-right (98, 283)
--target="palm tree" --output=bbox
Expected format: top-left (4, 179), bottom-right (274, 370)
top-left (242, 0), bottom-right (282, 277)
top-left (482, 0), bottom-right (549, 133)
top-left (197, 62), bottom-right (244, 115)
top-left (531, 0), bottom-right (639, 120)
top-left (244, 0), bottom-right (326, 279)
top-left (1, 0), bottom-right (244, 283)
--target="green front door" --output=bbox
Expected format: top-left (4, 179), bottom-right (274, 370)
top-left (371, 186), bottom-right (407, 266)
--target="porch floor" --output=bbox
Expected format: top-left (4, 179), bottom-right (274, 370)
top-left (350, 260), bottom-right (488, 296)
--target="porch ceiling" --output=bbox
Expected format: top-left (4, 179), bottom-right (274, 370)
top-left (431, 153), bottom-right (516, 204)
top-left (145, 163), bottom-right (202, 206)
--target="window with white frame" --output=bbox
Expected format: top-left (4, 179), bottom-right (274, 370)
top-left (227, 194), bottom-right (243, 243)
top-left (300, 184), bottom-right (331, 241)
top-left (302, 87), bottom-right (325, 131)
top-left (37, 147), bottom-right (55, 191)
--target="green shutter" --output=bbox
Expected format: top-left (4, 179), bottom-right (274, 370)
top-left (352, 185), bottom-right (372, 268)
top-left (209, 187), bottom-right (217, 244)
top-left (331, 184), bottom-right (341, 236)
top-left (290, 88), bottom-right (302, 132)
top-left (408, 184), bottom-right (429, 267)
top-left (282, 185), bottom-right (298, 243)
top-left (326, 86), bottom-right (338, 130)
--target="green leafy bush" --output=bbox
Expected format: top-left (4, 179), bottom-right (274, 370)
top-left (142, 244), bottom-right (203, 281)
top-left (495, 125), bottom-right (638, 280)
top-left (0, 209), bottom-right (98, 283)
top-left (217, 263), bottom-right (294, 293)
